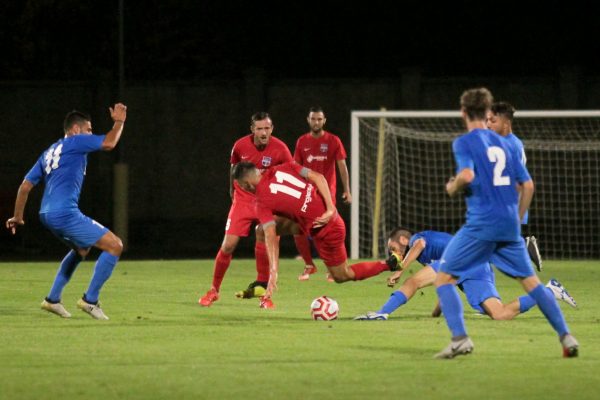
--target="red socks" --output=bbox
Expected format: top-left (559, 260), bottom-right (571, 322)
top-left (255, 242), bottom-right (270, 282)
top-left (211, 249), bottom-right (233, 291)
top-left (350, 261), bottom-right (389, 280)
top-left (294, 234), bottom-right (315, 266)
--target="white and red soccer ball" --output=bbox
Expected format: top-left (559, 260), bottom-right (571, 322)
top-left (310, 296), bottom-right (339, 320)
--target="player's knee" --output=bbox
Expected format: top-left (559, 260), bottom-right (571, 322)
top-left (221, 242), bottom-right (237, 254)
top-left (255, 226), bottom-right (265, 242)
top-left (110, 236), bottom-right (124, 256)
top-left (77, 248), bottom-right (90, 258)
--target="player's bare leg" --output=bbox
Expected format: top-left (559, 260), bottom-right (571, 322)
top-left (295, 234), bottom-right (318, 281)
top-left (327, 255), bottom-right (401, 283)
top-left (200, 234), bottom-right (240, 306)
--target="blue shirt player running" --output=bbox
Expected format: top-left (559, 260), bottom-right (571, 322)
top-left (433, 88), bottom-right (578, 359)
top-left (6, 104), bottom-right (127, 320)
top-left (487, 101), bottom-right (542, 270)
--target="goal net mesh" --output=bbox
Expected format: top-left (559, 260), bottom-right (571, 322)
top-left (354, 112), bottom-right (600, 259)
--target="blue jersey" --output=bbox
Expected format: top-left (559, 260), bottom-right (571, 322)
top-left (409, 231), bottom-right (453, 265)
top-left (503, 132), bottom-right (528, 224)
top-left (24, 134), bottom-right (105, 213)
top-left (452, 128), bottom-right (531, 241)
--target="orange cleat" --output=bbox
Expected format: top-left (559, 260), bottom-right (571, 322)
top-left (298, 265), bottom-right (317, 281)
top-left (199, 288), bottom-right (219, 307)
top-left (259, 296), bottom-right (275, 309)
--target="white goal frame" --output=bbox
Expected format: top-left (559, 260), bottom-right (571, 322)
top-left (350, 110), bottom-right (600, 259)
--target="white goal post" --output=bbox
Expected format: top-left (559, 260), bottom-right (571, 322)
top-left (350, 110), bottom-right (600, 260)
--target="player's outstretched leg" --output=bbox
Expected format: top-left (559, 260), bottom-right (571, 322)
top-left (200, 234), bottom-right (240, 306)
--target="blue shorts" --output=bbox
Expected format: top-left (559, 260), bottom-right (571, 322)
top-left (40, 210), bottom-right (109, 249)
top-left (440, 227), bottom-right (534, 279)
top-left (459, 279), bottom-right (501, 314)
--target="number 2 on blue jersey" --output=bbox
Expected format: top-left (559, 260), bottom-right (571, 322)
top-left (487, 146), bottom-right (510, 186)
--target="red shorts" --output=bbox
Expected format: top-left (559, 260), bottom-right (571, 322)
top-left (311, 214), bottom-right (347, 267)
top-left (224, 201), bottom-right (258, 237)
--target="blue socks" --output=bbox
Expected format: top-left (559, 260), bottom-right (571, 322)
top-left (379, 291), bottom-right (408, 314)
top-left (436, 284), bottom-right (467, 338)
top-left (527, 284), bottom-right (569, 337)
top-left (84, 252), bottom-right (119, 304)
top-left (47, 250), bottom-right (83, 303)
top-left (518, 294), bottom-right (537, 313)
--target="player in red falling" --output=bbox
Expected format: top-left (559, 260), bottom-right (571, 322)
top-left (232, 161), bottom-right (401, 309)
top-left (198, 112), bottom-right (293, 306)
top-left (293, 106), bottom-right (351, 281)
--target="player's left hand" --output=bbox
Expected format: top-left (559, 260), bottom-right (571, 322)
top-left (313, 209), bottom-right (335, 228)
top-left (342, 191), bottom-right (352, 204)
top-left (387, 270), bottom-right (402, 287)
top-left (6, 217), bottom-right (24, 235)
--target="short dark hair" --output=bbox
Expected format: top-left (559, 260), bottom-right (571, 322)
top-left (388, 227), bottom-right (412, 242)
top-left (460, 87), bottom-right (493, 121)
top-left (250, 112), bottom-right (272, 127)
top-left (232, 161), bottom-right (257, 181)
top-left (490, 101), bottom-right (516, 122)
top-left (308, 106), bottom-right (324, 115)
top-left (63, 110), bottom-right (90, 133)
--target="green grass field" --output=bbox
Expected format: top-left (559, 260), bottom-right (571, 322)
top-left (1, 259), bottom-right (599, 400)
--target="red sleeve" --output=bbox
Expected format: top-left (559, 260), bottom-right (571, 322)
top-left (293, 137), bottom-right (302, 163)
top-left (230, 142), bottom-right (240, 164)
top-left (288, 161), bottom-right (305, 175)
top-left (333, 136), bottom-right (347, 160)
top-left (255, 201), bottom-right (275, 225)
top-left (281, 142), bottom-right (293, 163)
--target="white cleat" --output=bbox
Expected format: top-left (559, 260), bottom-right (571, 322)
top-left (41, 299), bottom-right (71, 318)
top-left (353, 311), bottom-right (389, 321)
top-left (546, 279), bottom-right (577, 308)
top-left (434, 337), bottom-right (474, 359)
top-left (77, 298), bottom-right (109, 320)
top-left (560, 334), bottom-right (579, 358)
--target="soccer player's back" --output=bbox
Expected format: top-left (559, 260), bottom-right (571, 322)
top-left (433, 87), bottom-right (578, 359)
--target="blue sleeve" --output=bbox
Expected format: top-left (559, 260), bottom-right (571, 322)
top-left (513, 156), bottom-right (531, 183)
top-left (70, 134), bottom-right (106, 153)
top-left (24, 156), bottom-right (45, 185)
top-left (452, 137), bottom-right (474, 172)
top-left (408, 233), bottom-right (424, 247)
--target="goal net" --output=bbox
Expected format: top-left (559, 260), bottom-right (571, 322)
top-left (350, 111), bottom-right (600, 260)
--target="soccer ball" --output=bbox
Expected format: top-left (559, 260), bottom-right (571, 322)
top-left (310, 296), bottom-right (339, 320)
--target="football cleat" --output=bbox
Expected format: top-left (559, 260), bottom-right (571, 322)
top-left (526, 236), bottom-right (543, 271)
top-left (298, 265), bottom-right (317, 281)
top-left (235, 281), bottom-right (267, 299)
top-left (199, 288), bottom-right (220, 307)
top-left (560, 334), bottom-right (579, 358)
top-left (546, 279), bottom-right (577, 308)
top-left (385, 252), bottom-right (403, 271)
top-left (434, 337), bottom-right (474, 359)
top-left (77, 298), bottom-right (109, 320)
top-left (259, 296), bottom-right (275, 309)
top-left (41, 299), bottom-right (71, 318)
top-left (353, 311), bottom-right (389, 321)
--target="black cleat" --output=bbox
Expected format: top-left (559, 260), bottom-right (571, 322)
top-left (385, 252), bottom-right (403, 271)
top-left (526, 236), bottom-right (543, 271)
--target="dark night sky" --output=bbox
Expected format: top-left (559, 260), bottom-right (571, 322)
top-left (1, 1), bottom-right (598, 81)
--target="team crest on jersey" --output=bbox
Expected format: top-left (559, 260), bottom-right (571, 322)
top-left (320, 143), bottom-right (328, 153)
top-left (261, 156), bottom-right (272, 167)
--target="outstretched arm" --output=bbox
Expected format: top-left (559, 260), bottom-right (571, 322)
top-left (387, 239), bottom-right (425, 287)
top-left (102, 103), bottom-right (127, 151)
top-left (336, 159), bottom-right (352, 204)
top-left (263, 222), bottom-right (279, 298)
top-left (6, 180), bottom-right (35, 234)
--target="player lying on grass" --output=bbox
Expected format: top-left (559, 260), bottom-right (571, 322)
top-left (354, 229), bottom-right (576, 321)
top-left (232, 161), bottom-right (400, 309)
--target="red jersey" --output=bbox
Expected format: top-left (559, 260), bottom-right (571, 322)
top-left (254, 162), bottom-right (329, 235)
top-left (230, 134), bottom-right (293, 203)
top-left (294, 131), bottom-right (347, 201)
